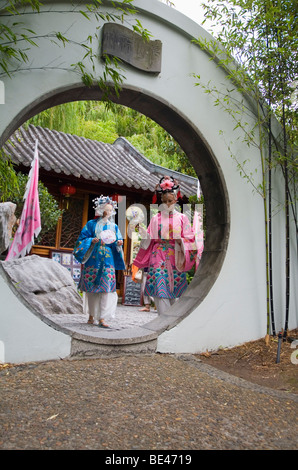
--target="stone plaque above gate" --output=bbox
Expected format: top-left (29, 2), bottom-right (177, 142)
top-left (101, 23), bottom-right (162, 73)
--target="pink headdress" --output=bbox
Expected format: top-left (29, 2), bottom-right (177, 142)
top-left (152, 176), bottom-right (182, 203)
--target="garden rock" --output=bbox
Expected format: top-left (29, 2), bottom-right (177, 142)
top-left (0, 202), bottom-right (17, 254)
top-left (1, 254), bottom-right (83, 316)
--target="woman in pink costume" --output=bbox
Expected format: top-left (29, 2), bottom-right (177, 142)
top-left (133, 176), bottom-right (197, 315)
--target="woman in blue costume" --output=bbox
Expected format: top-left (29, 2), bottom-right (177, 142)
top-left (73, 195), bottom-right (125, 328)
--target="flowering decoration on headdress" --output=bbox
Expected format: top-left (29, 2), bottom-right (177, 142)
top-left (93, 195), bottom-right (117, 209)
top-left (152, 176), bottom-right (182, 203)
top-left (160, 179), bottom-right (175, 191)
top-left (93, 195), bottom-right (118, 216)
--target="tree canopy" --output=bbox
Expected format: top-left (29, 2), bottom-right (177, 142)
top-left (26, 101), bottom-right (196, 177)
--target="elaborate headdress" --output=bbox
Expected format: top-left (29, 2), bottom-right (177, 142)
top-left (93, 195), bottom-right (117, 216)
top-left (152, 176), bottom-right (182, 203)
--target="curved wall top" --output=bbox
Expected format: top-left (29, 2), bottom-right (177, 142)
top-left (1, 0), bottom-right (295, 362)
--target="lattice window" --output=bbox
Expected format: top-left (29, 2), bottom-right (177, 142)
top-left (60, 198), bottom-right (84, 249)
top-left (37, 228), bottom-right (57, 247)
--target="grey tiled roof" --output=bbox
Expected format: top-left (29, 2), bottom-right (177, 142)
top-left (3, 125), bottom-right (198, 197)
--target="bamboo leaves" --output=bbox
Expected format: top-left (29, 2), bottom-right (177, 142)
top-left (0, 23), bottom-right (38, 77)
top-left (194, 0), bottom-right (297, 340)
top-left (0, 1), bottom-right (146, 103)
top-left (0, 150), bottom-right (19, 202)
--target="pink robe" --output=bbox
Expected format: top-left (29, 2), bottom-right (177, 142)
top-left (133, 210), bottom-right (197, 299)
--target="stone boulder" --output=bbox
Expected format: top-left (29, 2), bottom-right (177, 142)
top-left (0, 202), bottom-right (17, 254)
top-left (1, 254), bottom-right (83, 316)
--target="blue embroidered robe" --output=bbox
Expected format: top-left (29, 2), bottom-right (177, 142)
top-left (73, 218), bottom-right (125, 293)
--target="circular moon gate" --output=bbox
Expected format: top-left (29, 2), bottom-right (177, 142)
top-left (3, 82), bottom-right (230, 336)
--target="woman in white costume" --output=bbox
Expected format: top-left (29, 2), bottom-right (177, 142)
top-left (73, 196), bottom-right (125, 328)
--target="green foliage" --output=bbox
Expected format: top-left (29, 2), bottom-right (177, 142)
top-left (27, 101), bottom-right (197, 177)
top-left (186, 264), bottom-right (196, 284)
top-left (0, 151), bottom-right (19, 202)
top-left (77, 119), bottom-right (118, 142)
top-left (1, 1), bottom-right (196, 173)
top-left (0, 148), bottom-right (62, 239)
top-left (4, 172), bottom-right (62, 240)
top-left (193, 0), bottom-right (297, 206)
top-left (1, 0), bottom-right (197, 209)
top-left (0, 1), bottom-right (144, 102)
top-left (198, 0), bottom-right (297, 175)
top-left (196, 0), bottom-right (298, 337)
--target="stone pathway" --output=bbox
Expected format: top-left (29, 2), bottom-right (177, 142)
top-left (43, 303), bottom-right (158, 335)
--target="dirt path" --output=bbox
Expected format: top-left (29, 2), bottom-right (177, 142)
top-left (197, 330), bottom-right (298, 394)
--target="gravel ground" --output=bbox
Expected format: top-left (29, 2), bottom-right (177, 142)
top-left (0, 353), bottom-right (297, 451)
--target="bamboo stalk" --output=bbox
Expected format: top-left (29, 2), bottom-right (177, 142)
top-left (282, 103), bottom-right (290, 341)
top-left (266, 26), bottom-right (276, 336)
top-left (268, 117), bottom-right (276, 336)
top-left (257, 101), bottom-right (270, 345)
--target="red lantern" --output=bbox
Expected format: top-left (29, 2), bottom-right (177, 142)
top-left (59, 184), bottom-right (76, 209)
top-left (59, 184), bottom-right (76, 197)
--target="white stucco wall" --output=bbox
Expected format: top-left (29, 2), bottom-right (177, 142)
top-left (0, 270), bottom-right (71, 363)
top-left (0, 0), bottom-right (297, 361)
